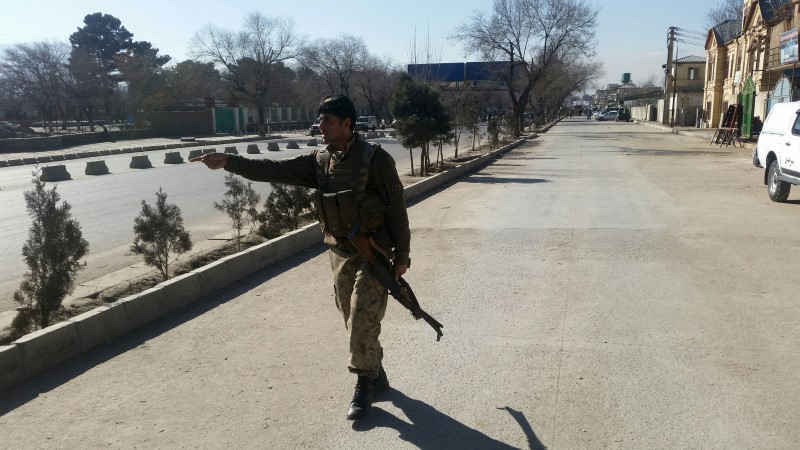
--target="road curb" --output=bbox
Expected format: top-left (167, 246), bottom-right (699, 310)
top-left (0, 136), bottom-right (529, 394)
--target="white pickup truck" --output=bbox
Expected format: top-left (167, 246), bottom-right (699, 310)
top-left (753, 101), bottom-right (800, 202)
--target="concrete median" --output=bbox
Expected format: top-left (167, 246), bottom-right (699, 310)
top-left (120, 286), bottom-right (168, 330)
top-left (195, 259), bottom-right (232, 295)
top-left (14, 321), bottom-right (81, 378)
top-left (40, 164), bottom-right (71, 182)
top-left (70, 304), bottom-right (131, 353)
top-left (85, 160), bottom-right (110, 175)
top-left (188, 149), bottom-right (203, 159)
top-left (161, 272), bottom-right (203, 311)
top-left (202, 148), bottom-right (216, 154)
top-left (267, 142), bottom-right (280, 151)
top-left (247, 144), bottom-right (260, 154)
top-left (286, 140), bottom-right (300, 149)
top-left (306, 138), bottom-right (318, 146)
top-left (0, 344), bottom-right (25, 393)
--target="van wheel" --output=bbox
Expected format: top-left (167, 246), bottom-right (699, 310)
top-left (768, 160), bottom-right (791, 202)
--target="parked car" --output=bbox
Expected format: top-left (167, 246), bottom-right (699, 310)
top-left (753, 101), bottom-right (800, 202)
top-left (616, 107), bottom-right (631, 122)
top-left (596, 110), bottom-right (618, 121)
top-left (309, 118), bottom-right (321, 136)
top-left (355, 115), bottom-right (377, 132)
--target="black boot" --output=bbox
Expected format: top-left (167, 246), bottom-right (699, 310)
top-left (347, 376), bottom-right (374, 420)
top-left (373, 366), bottom-right (389, 395)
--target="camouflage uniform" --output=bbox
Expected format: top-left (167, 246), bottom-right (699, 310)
top-left (329, 247), bottom-right (388, 378)
top-left (223, 133), bottom-right (409, 379)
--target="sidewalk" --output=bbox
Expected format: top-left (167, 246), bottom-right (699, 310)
top-left (634, 120), bottom-right (753, 148)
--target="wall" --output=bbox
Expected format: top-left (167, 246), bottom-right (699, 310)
top-left (0, 129), bottom-right (154, 153)
top-left (149, 110), bottom-right (214, 136)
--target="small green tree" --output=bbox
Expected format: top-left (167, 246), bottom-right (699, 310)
top-left (257, 184), bottom-right (314, 239)
top-left (390, 73), bottom-right (451, 177)
top-left (131, 188), bottom-right (192, 281)
top-left (13, 168), bottom-right (89, 335)
top-left (214, 173), bottom-right (261, 251)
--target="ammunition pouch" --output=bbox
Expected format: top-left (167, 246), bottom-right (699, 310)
top-left (314, 189), bottom-right (385, 236)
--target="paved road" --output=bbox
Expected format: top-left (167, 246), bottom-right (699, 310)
top-left (0, 132), bottom-right (471, 316)
top-left (2, 119), bottom-right (798, 448)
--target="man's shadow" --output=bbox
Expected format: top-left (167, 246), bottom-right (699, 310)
top-left (353, 389), bottom-right (547, 450)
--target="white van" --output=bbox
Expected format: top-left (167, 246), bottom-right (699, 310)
top-left (355, 116), bottom-right (377, 132)
top-left (754, 101), bottom-right (800, 202)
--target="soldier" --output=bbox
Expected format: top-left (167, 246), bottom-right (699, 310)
top-left (191, 94), bottom-right (410, 420)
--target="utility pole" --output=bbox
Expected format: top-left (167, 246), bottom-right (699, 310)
top-left (664, 26), bottom-right (676, 126)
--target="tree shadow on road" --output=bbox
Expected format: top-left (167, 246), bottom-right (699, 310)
top-left (353, 389), bottom-right (547, 449)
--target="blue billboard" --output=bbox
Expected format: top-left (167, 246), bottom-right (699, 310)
top-left (465, 61), bottom-right (510, 81)
top-left (407, 63), bottom-right (465, 82)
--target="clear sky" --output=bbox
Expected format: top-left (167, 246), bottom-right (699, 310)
top-left (0, 0), bottom-right (715, 90)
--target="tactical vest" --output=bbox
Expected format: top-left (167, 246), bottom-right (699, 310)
top-left (313, 139), bottom-right (387, 237)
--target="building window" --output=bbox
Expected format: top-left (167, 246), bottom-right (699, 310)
top-left (688, 67), bottom-right (697, 80)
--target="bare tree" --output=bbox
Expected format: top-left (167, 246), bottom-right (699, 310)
top-left (639, 72), bottom-right (662, 87)
top-left (190, 13), bottom-right (302, 135)
top-left (453, 0), bottom-right (600, 136)
top-left (705, 0), bottom-right (742, 29)
top-left (0, 41), bottom-right (70, 131)
top-left (300, 34), bottom-right (368, 97)
top-left (353, 55), bottom-right (403, 120)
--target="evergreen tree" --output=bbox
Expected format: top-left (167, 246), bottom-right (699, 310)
top-left (13, 168), bottom-right (89, 335)
top-left (257, 185), bottom-right (313, 239)
top-left (214, 173), bottom-right (261, 251)
top-left (390, 73), bottom-right (451, 176)
top-left (131, 188), bottom-right (192, 281)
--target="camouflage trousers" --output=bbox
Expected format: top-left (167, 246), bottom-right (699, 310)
top-left (328, 247), bottom-right (388, 379)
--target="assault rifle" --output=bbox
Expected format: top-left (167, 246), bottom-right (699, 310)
top-left (348, 223), bottom-right (443, 341)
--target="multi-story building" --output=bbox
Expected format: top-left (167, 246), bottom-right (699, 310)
top-left (704, 0), bottom-right (800, 136)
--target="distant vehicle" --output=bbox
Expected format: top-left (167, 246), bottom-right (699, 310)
top-left (309, 118), bottom-right (321, 136)
top-left (753, 101), bottom-right (800, 202)
top-left (596, 110), bottom-right (618, 121)
top-left (356, 116), bottom-right (377, 132)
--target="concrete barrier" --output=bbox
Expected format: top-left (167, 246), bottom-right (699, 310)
top-left (87, 151), bottom-right (100, 157)
top-left (14, 321), bottom-right (81, 377)
top-left (221, 251), bottom-right (258, 283)
top-left (202, 148), bottom-right (216, 154)
top-left (85, 160), bottom-right (110, 175)
top-left (36, 156), bottom-right (52, 163)
top-left (120, 286), bottom-right (168, 330)
top-left (51, 154), bottom-right (65, 161)
top-left (110, 149), bottom-right (122, 155)
top-left (99, 150), bottom-right (111, 156)
top-left (224, 146), bottom-right (238, 155)
top-left (130, 155), bottom-right (153, 169)
top-left (246, 144), bottom-right (260, 154)
top-left (164, 152), bottom-right (184, 164)
top-left (64, 154), bottom-right (78, 160)
top-left (0, 161), bottom-right (7, 167)
top-left (40, 164), bottom-right (71, 182)
top-left (0, 345), bottom-right (25, 393)
top-left (306, 138), bottom-right (318, 146)
top-left (389, 131), bottom-right (396, 137)
top-left (7, 159), bottom-right (22, 166)
top-left (267, 142), bottom-right (280, 151)
top-left (286, 140), bottom-right (300, 149)
top-left (70, 304), bottom-right (131, 353)
top-left (22, 157), bottom-right (37, 164)
top-left (180, 137), bottom-right (196, 142)
top-left (379, 132), bottom-right (386, 138)
top-left (160, 273), bottom-right (203, 311)
top-left (195, 259), bottom-right (232, 294)
top-left (188, 149), bottom-right (203, 159)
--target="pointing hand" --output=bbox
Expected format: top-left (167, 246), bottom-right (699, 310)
top-left (190, 152), bottom-right (229, 170)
